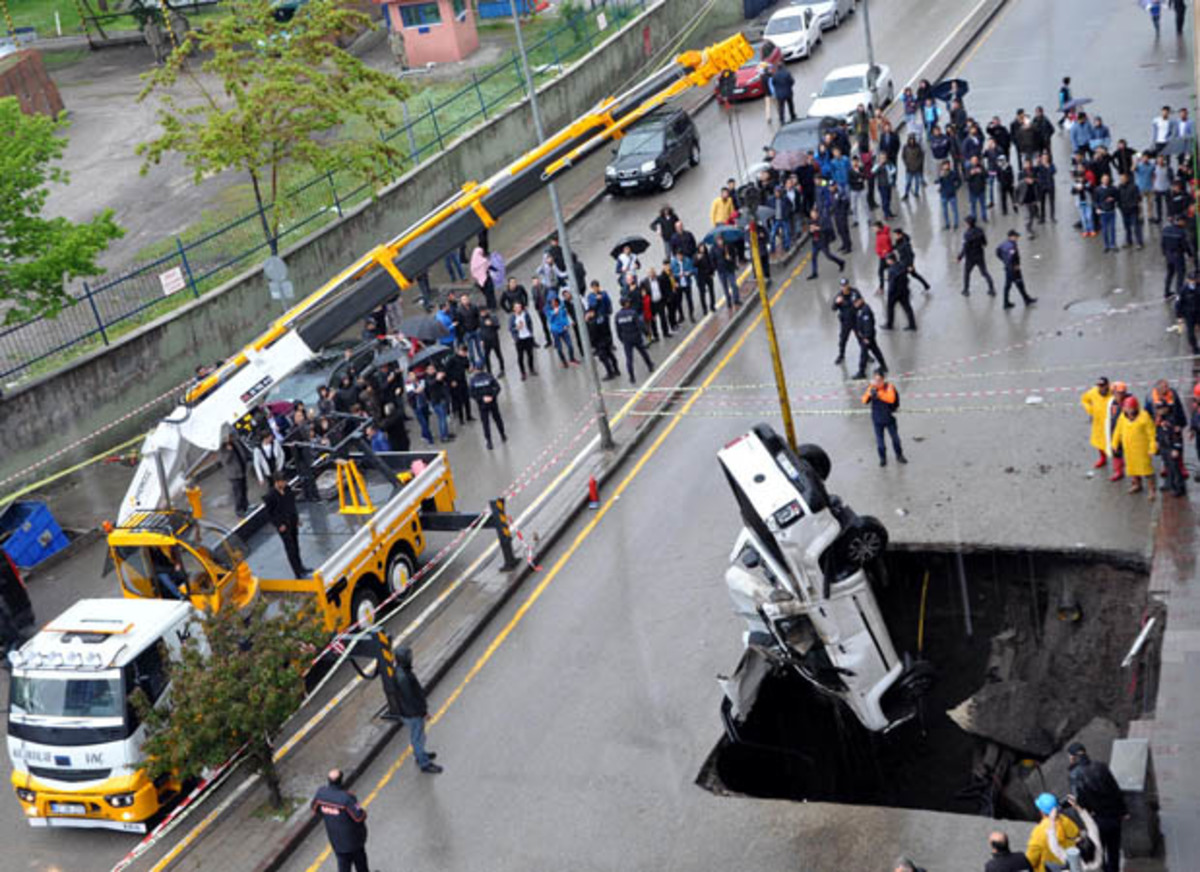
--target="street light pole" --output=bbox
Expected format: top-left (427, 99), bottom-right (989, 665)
top-left (860, 0), bottom-right (876, 72)
top-left (510, 2), bottom-right (615, 450)
top-left (746, 220), bottom-right (797, 450)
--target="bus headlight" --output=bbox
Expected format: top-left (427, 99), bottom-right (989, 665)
top-left (105, 792), bottom-right (136, 808)
top-left (15, 788), bottom-right (36, 803)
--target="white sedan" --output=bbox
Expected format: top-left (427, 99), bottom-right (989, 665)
top-left (763, 6), bottom-right (823, 62)
top-left (789, 0), bottom-right (854, 30)
top-left (805, 62), bottom-right (895, 121)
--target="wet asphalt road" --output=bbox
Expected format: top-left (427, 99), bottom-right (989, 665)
top-left (270, 1), bottom-right (1200, 871)
top-left (10, 0), bottom-right (1196, 868)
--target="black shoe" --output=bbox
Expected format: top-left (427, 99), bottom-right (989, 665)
top-left (897, 454), bottom-right (908, 464)
top-left (807, 274), bottom-right (819, 281)
top-left (420, 763), bottom-right (444, 774)
top-left (961, 289), bottom-right (969, 296)
top-left (904, 325), bottom-right (917, 331)
top-left (427, 752), bottom-right (437, 760)
top-left (987, 289), bottom-right (996, 297)
top-left (853, 371), bottom-right (867, 379)
top-left (879, 457), bottom-right (887, 467)
top-left (1025, 297), bottom-right (1038, 305)
top-left (834, 356), bottom-right (844, 364)
top-left (881, 324), bottom-right (894, 330)
top-left (1003, 302), bottom-right (1015, 309)
top-left (486, 441), bottom-right (493, 450)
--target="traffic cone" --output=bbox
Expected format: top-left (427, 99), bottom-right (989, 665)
top-left (588, 476), bottom-right (600, 510)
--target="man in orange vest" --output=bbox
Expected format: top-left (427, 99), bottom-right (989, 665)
top-left (862, 370), bottom-right (907, 466)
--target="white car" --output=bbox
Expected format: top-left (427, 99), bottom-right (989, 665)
top-left (716, 425), bottom-right (933, 733)
top-left (763, 6), bottom-right (823, 62)
top-left (790, 0), bottom-right (854, 30)
top-left (805, 62), bottom-right (895, 121)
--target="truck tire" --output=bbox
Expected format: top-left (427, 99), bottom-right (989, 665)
top-left (835, 515), bottom-right (889, 567)
top-left (689, 143), bottom-right (701, 167)
top-left (351, 583), bottom-right (382, 628)
top-left (797, 444), bottom-right (831, 481)
top-left (386, 549), bottom-right (417, 598)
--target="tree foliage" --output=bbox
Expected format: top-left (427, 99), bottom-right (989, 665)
top-left (0, 98), bottom-right (123, 324)
top-left (136, 0), bottom-right (410, 240)
top-left (134, 598), bottom-right (326, 807)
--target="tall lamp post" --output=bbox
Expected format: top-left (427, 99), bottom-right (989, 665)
top-left (861, 0), bottom-right (876, 72)
top-left (510, 1), bottom-right (615, 449)
top-left (744, 210), bottom-right (797, 450)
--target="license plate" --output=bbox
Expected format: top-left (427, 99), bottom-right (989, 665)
top-left (619, 180), bottom-right (638, 188)
top-left (50, 802), bottom-right (87, 815)
top-left (734, 88), bottom-right (745, 94)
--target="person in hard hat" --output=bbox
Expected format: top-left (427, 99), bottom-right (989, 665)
top-left (1113, 396), bottom-right (1158, 498)
top-left (1080, 377), bottom-right (1114, 470)
top-left (1105, 381), bottom-right (1129, 481)
top-left (1025, 793), bottom-right (1079, 872)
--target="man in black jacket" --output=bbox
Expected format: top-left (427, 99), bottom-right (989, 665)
top-left (883, 253), bottom-right (917, 331)
top-left (264, 474), bottom-right (307, 578)
top-left (1068, 742), bottom-right (1127, 872)
top-left (444, 344), bottom-right (474, 426)
top-left (958, 216), bottom-right (996, 296)
top-left (499, 276), bottom-right (528, 313)
top-left (467, 364), bottom-right (506, 450)
top-left (983, 831), bottom-right (1032, 872)
top-left (832, 279), bottom-right (860, 365)
top-left (1176, 273), bottom-right (1200, 352)
top-left (852, 295), bottom-right (887, 379)
top-left (394, 646), bottom-right (442, 773)
top-left (221, 430), bottom-right (250, 516)
top-left (311, 769), bottom-right (370, 872)
top-left (585, 309), bottom-right (620, 381)
top-left (615, 297), bottom-right (654, 384)
top-left (1117, 172), bottom-right (1145, 250)
top-left (1163, 216), bottom-right (1192, 297)
top-left (997, 231), bottom-right (1037, 309)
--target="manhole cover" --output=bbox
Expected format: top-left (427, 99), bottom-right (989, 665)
top-left (1160, 81), bottom-right (1190, 91)
top-left (1064, 299), bottom-right (1113, 315)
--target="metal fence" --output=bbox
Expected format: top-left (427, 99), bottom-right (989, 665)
top-left (0, 0), bottom-right (646, 383)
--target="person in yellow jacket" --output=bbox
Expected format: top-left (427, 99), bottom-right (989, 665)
top-left (1113, 395), bottom-right (1158, 498)
top-left (1026, 793), bottom-right (1079, 872)
top-left (710, 187), bottom-right (737, 227)
top-left (1080, 377), bottom-right (1114, 469)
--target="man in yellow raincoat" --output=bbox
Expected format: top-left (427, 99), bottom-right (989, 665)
top-left (1113, 395), bottom-right (1158, 498)
top-left (1080, 377), bottom-right (1114, 469)
top-left (1026, 793), bottom-right (1079, 872)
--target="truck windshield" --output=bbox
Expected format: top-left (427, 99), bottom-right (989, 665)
top-left (9, 675), bottom-right (124, 719)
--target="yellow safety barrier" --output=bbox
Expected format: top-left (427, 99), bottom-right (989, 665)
top-left (335, 460), bottom-right (375, 515)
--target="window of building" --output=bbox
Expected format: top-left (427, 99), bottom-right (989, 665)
top-left (400, 2), bottom-right (442, 27)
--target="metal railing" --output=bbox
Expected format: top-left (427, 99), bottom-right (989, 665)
top-left (0, 0), bottom-right (646, 384)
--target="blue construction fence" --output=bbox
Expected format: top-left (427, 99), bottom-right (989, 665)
top-left (0, 0), bottom-right (647, 384)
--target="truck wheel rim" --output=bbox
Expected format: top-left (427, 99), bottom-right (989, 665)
top-left (390, 561), bottom-right (412, 594)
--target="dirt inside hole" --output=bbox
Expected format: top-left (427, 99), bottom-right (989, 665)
top-left (696, 549), bottom-right (1163, 819)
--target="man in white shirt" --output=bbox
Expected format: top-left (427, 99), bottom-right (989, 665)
top-left (1152, 105), bottom-right (1178, 154)
top-left (252, 430), bottom-right (287, 484)
top-left (507, 302), bottom-right (538, 381)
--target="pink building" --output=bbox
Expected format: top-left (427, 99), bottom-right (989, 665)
top-left (377, 0), bottom-right (480, 66)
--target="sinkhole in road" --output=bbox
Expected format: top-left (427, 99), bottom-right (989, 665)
top-left (695, 548), bottom-right (1162, 819)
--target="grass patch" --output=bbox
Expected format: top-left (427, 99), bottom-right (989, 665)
top-left (39, 47), bottom-right (91, 70)
top-left (250, 794), bottom-right (301, 822)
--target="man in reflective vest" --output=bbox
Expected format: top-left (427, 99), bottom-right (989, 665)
top-left (311, 769), bottom-right (370, 872)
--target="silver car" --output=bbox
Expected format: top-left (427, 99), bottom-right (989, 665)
top-left (790, 0), bottom-right (854, 30)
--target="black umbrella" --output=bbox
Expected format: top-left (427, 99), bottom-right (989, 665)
top-left (610, 235), bottom-right (651, 259)
top-left (396, 315), bottom-right (447, 344)
top-left (703, 226), bottom-right (745, 247)
top-left (409, 345), bottom-right (451, 372)
top-left (772, 150), bottom-right (808, 171)
top-left (932, 78), bottom-right (969, 104)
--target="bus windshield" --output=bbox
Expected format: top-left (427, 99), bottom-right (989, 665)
top-left (9, 674), bottom-right (124, 719)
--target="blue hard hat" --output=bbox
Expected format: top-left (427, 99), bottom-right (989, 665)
top-left (1035, 793), bottom-right (1058, 815)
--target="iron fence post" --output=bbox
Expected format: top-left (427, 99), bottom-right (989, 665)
top-left (82, 281), bottom-right (110, 346)
top-left (176, 237), bottom-right (200, 298)
top-left (552, 35), bottom-right (561, 69)
top-left (327, 170), bottom-right (344, 217)
top-left (472, 71), bottom-right (488, 119)
top-left (401, 100), bottom-right (420, 162)
top-left (427, 98), bottom-right (445, 152)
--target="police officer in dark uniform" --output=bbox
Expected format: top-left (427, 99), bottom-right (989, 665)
top-left (997, 230), bottom-right (1037, 309)
top-left (1176, 272), bottom-right (1200, 353)
top-left (1162, 215), bottom-right (1192, 298)
top-left (883, 253), bottom-right (917, 331)
top-left (585, 309), bottom-right (620, 380)
top-left (852, 295), bottom-right (887, 379)
top-left (614, 296), bottom-right (654, 384)
top-left (957, 215), bottom-right (995, 296)
top-left (311, 769), bottom-right (370, 872)
top-left (263, 474), bottom-right (308, 578)
top-left (467, 364), bottom-right (506, 450)
top-left (832, 279), bottom-right (860, 364)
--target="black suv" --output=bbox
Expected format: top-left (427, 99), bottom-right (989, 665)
top-left (605, 109), bottom-right (700, 195)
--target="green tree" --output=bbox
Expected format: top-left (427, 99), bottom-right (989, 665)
top-left (137, 0), bottom-right (410, 253)
top-left (0, 98), bottom-right (123, 324)
top-left (134, 599), bottom-right (326, 808)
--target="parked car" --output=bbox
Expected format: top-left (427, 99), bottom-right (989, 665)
top-left (716, 424), bottom-right (932, 734)
top-left (267, 338), bottom-right (380, 408)
top-left (714, 57), bottom-right (771, 103)
top-left (604, 109), bottom-right (700, 194)
top-left (0, 550), bottom-right (34, 658)
top-left (762, 6), bottom-right (823, 61)
top-left (806, 62), bottom-right (894, 121)
top-left (789, 0), bottom-right (854, 29)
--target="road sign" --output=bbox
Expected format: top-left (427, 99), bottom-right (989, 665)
top-left (263, 256), bottom-right (288, 282)
top-left (158, 266), bottom-right (186, 297)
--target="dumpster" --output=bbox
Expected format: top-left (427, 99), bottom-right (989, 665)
top-left (0, 501), bottom-right (69, 568)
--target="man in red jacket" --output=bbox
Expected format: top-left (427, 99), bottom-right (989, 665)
top-left (874, 221), bottom-right (894, 295)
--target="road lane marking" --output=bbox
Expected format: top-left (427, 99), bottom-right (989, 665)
top-left (300, 257), bottom-right (810, 872)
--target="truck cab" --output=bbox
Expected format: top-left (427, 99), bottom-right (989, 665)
top-left (7, 599), bottom-right (195, 831)
top-left (716, 425), bottom-right (930, 734)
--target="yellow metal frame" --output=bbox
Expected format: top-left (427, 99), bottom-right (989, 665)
top-left (336, 459), bottom-right (375, 515)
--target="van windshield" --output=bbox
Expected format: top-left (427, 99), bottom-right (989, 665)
top-left (9, 674), bottom-right (124, 719)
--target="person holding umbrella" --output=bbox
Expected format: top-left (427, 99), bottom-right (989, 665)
top-left (612, 236), bottom-right (648, 282)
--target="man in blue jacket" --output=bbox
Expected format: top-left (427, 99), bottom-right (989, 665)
top-left (770, 64), bottom-right (796, 125)
top-left (311, 769), bottom-right (371, 872)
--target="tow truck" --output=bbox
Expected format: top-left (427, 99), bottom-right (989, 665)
top-left (716, 425), bottom-right (933, 734)
top-left (7, 599), bottom-right (196, 832)
top-left (9, 33), bottom-right (754, 831)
